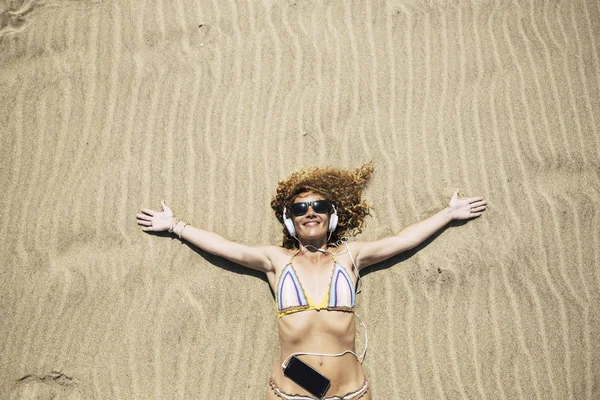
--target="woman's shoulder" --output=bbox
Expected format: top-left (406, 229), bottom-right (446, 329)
top-left (261, 245), bottom-right (296, 256)
top-left (261, 245), bottom-right (297, 270)
top-left (329, 240), bottom-right (360, 255)
top-left (328, 241), bottom-right (361, 273)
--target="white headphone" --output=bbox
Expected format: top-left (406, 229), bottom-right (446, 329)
top-left (283, 203), bottom-right (338, 238)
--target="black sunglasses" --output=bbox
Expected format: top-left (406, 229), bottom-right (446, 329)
top-left (289, 200), bottom-right (332, 217)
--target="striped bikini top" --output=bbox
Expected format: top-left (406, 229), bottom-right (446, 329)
top-left (276, 250), bottom-right (356, 319)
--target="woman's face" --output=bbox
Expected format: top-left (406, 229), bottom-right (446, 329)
top-left (291, 192), bottom-right (330, 240)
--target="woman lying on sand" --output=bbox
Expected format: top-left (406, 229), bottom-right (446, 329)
top-left (136, 163), bottom-right (487, 399)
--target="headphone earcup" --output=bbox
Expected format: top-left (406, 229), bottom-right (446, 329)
top-left (284, 218), bottom-right (296, 237)
top-left (328, 206), bottom-right (338, 232)
top-left (283, 207), bottom-right (296, 237)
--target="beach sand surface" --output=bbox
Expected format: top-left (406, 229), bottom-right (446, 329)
top-left (1, 0), bottom-right (599, 398)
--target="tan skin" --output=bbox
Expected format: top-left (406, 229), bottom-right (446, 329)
top-left (136, 190), bottom-right (487, 398)
top-left (264, 192), bottom-right (368, 398)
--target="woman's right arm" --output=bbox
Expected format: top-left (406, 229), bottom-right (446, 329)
top-left (136, 200), bottom-right (274, 273)
top-left (172, 221), bottom-right (274, 273)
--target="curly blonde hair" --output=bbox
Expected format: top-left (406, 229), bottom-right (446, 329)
top-left (270, 162), bottom-right (374, 248)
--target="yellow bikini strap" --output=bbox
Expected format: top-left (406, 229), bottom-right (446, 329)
top-left (289, 249), bottom-right (301, 265)
top-left (326, 250), bottom-right (337, 263)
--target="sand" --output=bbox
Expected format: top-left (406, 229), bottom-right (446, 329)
top-left (1, 0), bottom-right (599, 398)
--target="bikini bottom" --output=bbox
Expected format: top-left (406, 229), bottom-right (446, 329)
top-left (269, 378), bottom-right (368, 400)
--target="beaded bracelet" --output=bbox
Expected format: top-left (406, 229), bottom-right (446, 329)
top-left (179, 223), bottom-right (188, 240)
top-left (168, 217), bottom-right (181, 233)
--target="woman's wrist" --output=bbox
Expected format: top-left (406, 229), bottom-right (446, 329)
top-left (171, 219), bottom-right (189, 239)
top-left (168, 217), bottom-right (181, 233)
top-left (443, 206), bottom-right (456, 222)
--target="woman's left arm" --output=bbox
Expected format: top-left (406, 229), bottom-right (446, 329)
top-left (351, 189), bottom-right (487, 270)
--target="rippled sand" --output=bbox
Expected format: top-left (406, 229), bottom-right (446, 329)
top-left (1, 0), bottom-right (599, 398)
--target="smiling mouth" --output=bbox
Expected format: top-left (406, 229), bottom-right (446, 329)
top-left (304, 221), bottom-right (320, 226)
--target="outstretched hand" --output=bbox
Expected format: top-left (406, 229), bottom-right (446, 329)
top-left (448, 189), bottom-right (487, 221)
top-left (136, 200), bottom-right (174, 232)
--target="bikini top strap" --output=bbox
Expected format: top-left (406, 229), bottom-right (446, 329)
top-left (344, 241), bottom-right (362, 294)
top-left (289, 249), bottom-right (301, 265)
top-left (326, 250), bottom-right (337, 263)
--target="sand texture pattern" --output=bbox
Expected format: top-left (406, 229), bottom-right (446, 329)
top-left (1, 0), bottom-right (599, 398)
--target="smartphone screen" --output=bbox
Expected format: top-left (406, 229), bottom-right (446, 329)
top-left (283, 356), bottom-right (331, 398)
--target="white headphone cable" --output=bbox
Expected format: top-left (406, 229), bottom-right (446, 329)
top-left (281, 312), bottom-right (368, 370)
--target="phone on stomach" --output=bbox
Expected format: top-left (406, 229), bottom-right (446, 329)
top-left (283, 356), bottom-right (331, 399)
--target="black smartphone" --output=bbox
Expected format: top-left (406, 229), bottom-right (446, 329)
top-left (283, 356), bottom-right (331, 399)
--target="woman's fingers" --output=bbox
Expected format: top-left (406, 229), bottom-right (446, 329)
top-left (470, 201), bottom-right (487, 208)
top-left (137, 203), bottom-right (169, 232)
top-left (137, 209), bottom-right (155, 229)
top-left (467, 197), bottom-right (485, 203)
top-left (136, 212), bottom-right (151, 221)
top-left (137, 218), bottom-right (152, 226)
